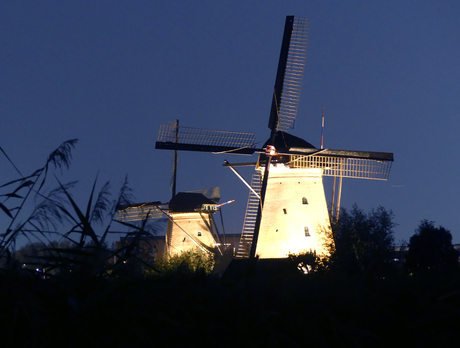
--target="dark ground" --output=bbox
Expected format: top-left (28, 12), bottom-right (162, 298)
top-left (1, 259), bottom-right (460, 347)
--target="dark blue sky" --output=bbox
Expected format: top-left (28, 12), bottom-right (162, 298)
top-left (1, 1), bottom-right (460, 245)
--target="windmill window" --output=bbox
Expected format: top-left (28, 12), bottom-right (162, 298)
top-left (304, 226), bottom-right (310, 237)
top-left (283, 208), bottom-right (287, 214)
top-left (302, 197), bottom-right (308, 205)
top-left (197, 231), bottom-right (202, 237)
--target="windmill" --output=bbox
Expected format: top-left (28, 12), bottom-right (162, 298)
top-left (116, 120), bottom-right (232, 257)
top-left (116, 189), bottom-right (226, 257)
top-left (155, 16), bottom-right (393, 259)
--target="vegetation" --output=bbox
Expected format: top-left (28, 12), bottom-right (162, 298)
top-left (153, 248), bottom-right (216, 276)
top-left (1, 141), bottom-right (460, 346)
top-left (332, 204), bottom-right (396, 277)
top-left (405, 220), bottom-right (459, 274)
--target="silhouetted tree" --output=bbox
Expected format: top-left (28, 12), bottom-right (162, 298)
top-left (405, 220), bottom-right (458, 274)
top-left (333, 205), bottom-right (396, 276)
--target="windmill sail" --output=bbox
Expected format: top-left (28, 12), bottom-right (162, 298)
top-left (288, 154), bottom-right (393, 180)
top-left (268, 16), bottom-right (309, 132)
top-left (116, 202), bottom-right (167, 222)
top-left (156, 124), bottom-right (256, 155)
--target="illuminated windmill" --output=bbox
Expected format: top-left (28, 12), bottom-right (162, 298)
top-left (116, 189), bottom-right (226, 257)
top-left (116, 120), bottom-right (230, 257)
top-left (155, 16), bottom-right (393, 259)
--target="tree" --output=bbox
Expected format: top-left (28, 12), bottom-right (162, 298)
top-left (405, 220), bottom-right (458, 274)
top-left (332, 205), bottom-right (396, 276)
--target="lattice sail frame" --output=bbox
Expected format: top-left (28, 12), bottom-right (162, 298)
top-left (116, 203), bottom-right (167, 222)
top-left (156, 124), bottom-right (256, 154)
top-left (276, 17), bottom-right (309, 132)
top-left (288, 155), bottom-right (392, 180)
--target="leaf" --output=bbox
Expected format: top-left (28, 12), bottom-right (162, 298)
top-left (0, 173), bottom-right (39, 188)
top-left (0, 202), bottom-right (13, 218)
top-left (47, 139), bottom-right (78, 170)
top-left (0, 145), bottom-right (22, 176)
top-left (85, 175), bottom-right (98, 223)
top-left (13, 180), bottom-right (34, 193)
top-left (55, 177), bottom-right (100, 245)
top-left (0, 193), bottom-right (23, 199)
top-left (91, 181), bottom-right (111, 225)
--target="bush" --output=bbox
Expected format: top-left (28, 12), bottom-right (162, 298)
top-left (153, 248), bottom-right (215, 276)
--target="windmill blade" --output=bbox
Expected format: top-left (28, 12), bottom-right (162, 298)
top-left (116, 202), bottom-right (168, 222)
top-left (156, 123), bottom-right (257, 155)
top-left (288, 152), bottom-right (393, 180)
top-left (288, 147), bottom-right (394, 161)
top-left (268, 16), bottom-right (309, 132)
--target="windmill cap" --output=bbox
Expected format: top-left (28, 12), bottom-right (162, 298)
top-left (169, 192), bottom-right (215, 212)
top-left (264, 131), bottom-right (316, 152)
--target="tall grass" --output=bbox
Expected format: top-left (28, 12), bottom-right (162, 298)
top-left (0, 140), bottom-right (158, 278)
top-left (1, 140), bottom-right (78, 255)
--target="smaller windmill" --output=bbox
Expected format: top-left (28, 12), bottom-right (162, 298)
top-left (116, 121), bottom-right (232, 257)
top-left (155, 16), bottom-right (394, 260)
top-left (116, 189), bottom-right (227, 256)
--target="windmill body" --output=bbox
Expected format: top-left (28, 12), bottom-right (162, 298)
top-left (166, 212), bottom-right (217, 255)
top-left (166, 192), bottom-right (220, 256)
top-left (249, 132), bottom-right (332, 258)
top-left (116, 191), bottom-right (223, 257)
top-left (255, 164), bottom-right (331, 258)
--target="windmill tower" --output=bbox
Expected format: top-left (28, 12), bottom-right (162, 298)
top-left (155, 16), bottom-right (393, 259)
top-left (116, 189), bottom-right (227, 257)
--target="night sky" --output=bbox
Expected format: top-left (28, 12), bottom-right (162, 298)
top-left (1, 1), bottom-right (460, 246)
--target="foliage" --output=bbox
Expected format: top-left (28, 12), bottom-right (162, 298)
top-left (153, 248), bottom-right (215, 276)
top-left (288, 250), bottom-right (330, 275)
top-left (332, 204), bottom-right (396, 276)
top-left (405, 220), bottom-right (459, 274)
top-left (0, 140), bottom-right (159, 279)
top-left (0, 140), bottom-right (78, 254)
